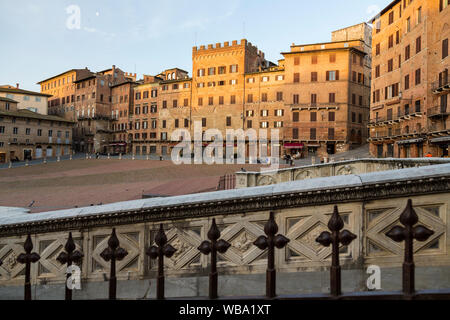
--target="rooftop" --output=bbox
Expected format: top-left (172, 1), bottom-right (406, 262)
top-left (0, 86), bottom-right (51, 97)
top-left (0, 108), bottom-right (75, 123)
top-left (0, 97), bottom-right (18, 104)
top-left (37, 69), bottom-right (89, 84)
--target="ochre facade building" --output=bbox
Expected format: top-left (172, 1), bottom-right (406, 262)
top-left (39, 24), bottom-right (372, 158)
top-left (369, 0), bottom-right (449, 158)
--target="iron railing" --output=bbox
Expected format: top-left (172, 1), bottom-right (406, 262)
top-left (11, 200), bottom-right (450, 300)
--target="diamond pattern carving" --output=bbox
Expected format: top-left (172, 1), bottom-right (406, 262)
top-left (285, 211), bottom-right (353, 262)
top-left (365, 204), bottom-right (446, 257)
top-left (91, 230), bottom-right (140, 274)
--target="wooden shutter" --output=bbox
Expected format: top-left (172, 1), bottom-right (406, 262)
top-left (336, 70), bottom-right (339, 80)
top-left (326, 71), bottom-right (330, 81)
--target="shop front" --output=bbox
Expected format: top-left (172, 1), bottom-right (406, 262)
top-left (430, 136), bottom-right (450, 157)
top-left (284, 142), bottom-right (304, 158)
top-left (396, 138), bottom-right (424, 158)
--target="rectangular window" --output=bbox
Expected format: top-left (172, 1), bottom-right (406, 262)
top-left (247, 94), bottom-right (253, 103)
top-left (219, 96), bottom-right (224, 105)
top-left (226, 116), bottom-right (231, 126)
top-left (230, 95), bottom-right (236, 104)
top-left (293, 73), bottom-right (300, 83)
top-left (208, 97), bottom-right (214, 105)
top-left (184, 119), bottom-right (189, 128)
top-left (310, 128), bottom-right (316, 140)
top-left (163, 100), bottom-right (167, 108)
top-left (415, 69), bottom-right (421, 85)
top-left (202, 118), bottom-right (206, 127)
top-left (326, 70), bottom-right (339, 81)
top-left (198, 98), bottom-right (203, 106)
top-left (293, 128), bottom-right (299, 139)
top-left (293, 112), bottom-right (299, 122)
top-left (218, 66), bottom-right (226, 74)
top-left (443, 39), bottom-right (449, 59)
top-left (247, 120), bottom-right (252, 128)
top-left (389, 35), bottom-right (394, 48)
top-left (261, 93), bottom-right (268, 102)
top-left (328, 128), bottom-right (335, 140)
top-left (293, 94), bottom-right (299, 104)
top-left (311, 56), bottom-right (318, 64)
top-left (311, 72), bottom-right (318, 82)
top-left (208, 67), bottom-right (215, 76)
top-left (375, 65), bottom-right (380, 78)
top-left (173, 99), bottom-right (178, 108)
top-left (175, 119), bottom-right (179, 128)
top-left (405, 74), bottom-right (410, 90)
top-left (329, 54), bottom-right (336, 63)
top-left (389, 11), bottom-right (394, 24)
top-left (328, 112), bottom-right (335, 122)
top-left (388, 59), bottom-right (394, 72)
top-left (405, 45), bottom-right (411, 60)
top-left (276, 92), bottom-right (283, 101)
top-left (329, 93), bottom-right (335, 103)
top-left (310, 112), bottom-right (317, 122)
top-left (184, 98), bottom-right (189, 107)
top-left (230, 64), bottom-right (238, 73)
top-left (416, 36), bottom-right (421, 53)
top-left (396, 30), bottom-right (400, 44)
top-left (294, 57), bottom-right (300, 65)
top-left (311, 94), bottom-right (317, 105)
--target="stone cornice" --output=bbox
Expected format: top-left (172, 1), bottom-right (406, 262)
top-left (1, 175), bottom-right (449, 237)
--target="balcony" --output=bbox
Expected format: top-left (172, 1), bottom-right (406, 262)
top-left (428, 106), bottom-right (450, 118)
top-left (432, 77), bottom-right (450, 94)
top-left (290, 103), bottom-right (340, 111)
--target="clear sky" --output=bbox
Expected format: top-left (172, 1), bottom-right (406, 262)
top-left (0, 0), bottom-right (392, 92)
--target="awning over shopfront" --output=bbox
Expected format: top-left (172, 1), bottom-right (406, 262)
top-left (430, 136), bottom-right (450, 144)
top-left (284, 143), bottom-right (304, 149)
top-left (396, 138), bottom-right (424, 145)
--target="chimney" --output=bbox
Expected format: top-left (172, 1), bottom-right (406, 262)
top-left (16, 83), bottom-right (19, 89)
